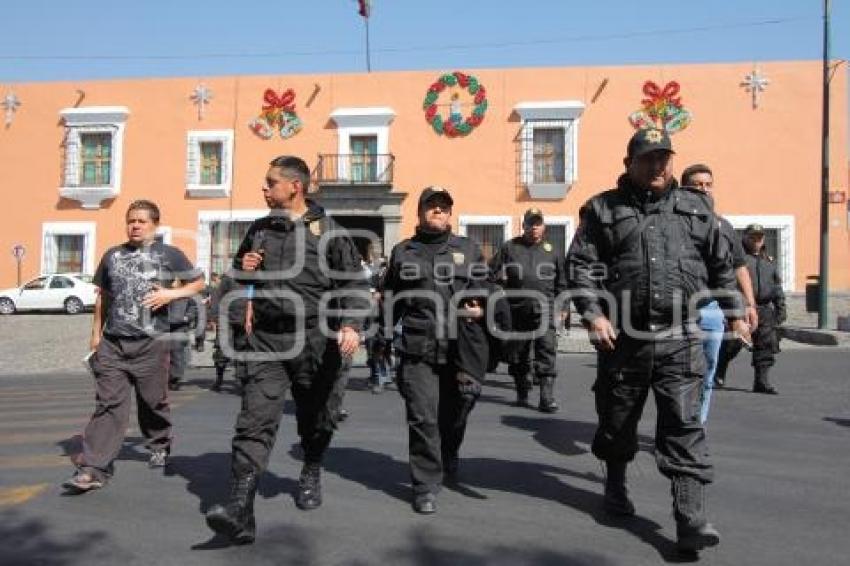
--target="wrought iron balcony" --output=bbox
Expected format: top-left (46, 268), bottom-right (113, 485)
top-left (314, 154), bottom-right (394, 186)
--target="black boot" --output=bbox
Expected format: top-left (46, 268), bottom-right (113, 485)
top-left (205, 472), bottom-right (258, 544)
top-left (513, 374), bottom-right (532, 408)
top-left (603, 461), bottom-right (635, 516)
top-left (753, 366), bottom-right (778, 394)
top-left (442, 451), bottom-right (459, 481)
top-left (538, 376), bottom-right (559, 413)
top-left (672, 476), bottom-right (720, 554)
top-left (212, 367), bottom-right (225, 392)
top-left (295, 462), bottom-right (322, 510)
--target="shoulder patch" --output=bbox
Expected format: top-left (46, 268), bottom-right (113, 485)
top-left (543, 242), bottom-right (552, 252)
top-left (309, 221), bottom-right (322, 236)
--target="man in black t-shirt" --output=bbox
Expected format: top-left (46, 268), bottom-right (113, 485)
top-left (63, 200), bottom-right (204, 493)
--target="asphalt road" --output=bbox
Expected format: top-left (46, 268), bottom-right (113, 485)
top-left (1, 348), bottom-right (848, 566)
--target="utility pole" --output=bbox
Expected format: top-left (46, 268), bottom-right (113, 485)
top-left (818, 0), bottom-right (831, 329)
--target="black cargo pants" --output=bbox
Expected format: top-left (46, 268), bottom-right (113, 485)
top-left (592, 331), bottom-right (713, 483)
top-left (231, 328), bottom-right (338, 476)
top-left (396, 358), bottom-right (476, 495)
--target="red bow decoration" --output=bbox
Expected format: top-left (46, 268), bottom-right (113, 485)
top-left (263, 88), bottom-right (296, 113)
top-left (641, 81), bottom-right (681, 110)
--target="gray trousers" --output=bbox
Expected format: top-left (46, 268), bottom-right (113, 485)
top-left (81, 336), bottom-right (172, 478)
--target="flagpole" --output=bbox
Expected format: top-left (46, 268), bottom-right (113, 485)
top-left (365, 14), bottom-right (371, 72)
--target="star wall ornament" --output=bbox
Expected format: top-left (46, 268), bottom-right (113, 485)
top-left (2, 91), bottom-right (21, 127)
top-left (190, 83), bottom-right (213, 120)
top-left (741, 66), bottom-right (769, 109)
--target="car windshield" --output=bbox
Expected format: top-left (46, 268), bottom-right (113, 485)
top-left (23, 277), bottom-right (49, 290)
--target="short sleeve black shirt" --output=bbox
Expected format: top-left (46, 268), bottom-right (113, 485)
top-left (94, 241), bottom-right (202, 337)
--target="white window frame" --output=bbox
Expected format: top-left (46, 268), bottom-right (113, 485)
top-left (155, 226), bottom-right (173, 245)
top-left (59, 107), bottom-right (129, 209)
top-left (539, 215), bottom-right (576, 255)
top-left (514, 101), bottom-right (584, 200)
top-left (458, 215), bottom-right (513, 241)
top-left (186, 130), bottom-right (234, 198)
top-left (329, 107), bottom-right (395, 183)
top-left (724, 214), bottom-right (795, 292)
top-left (41, 221), bottom-right (97, 276)
top-left (197, 209), bottom-right (268, 277)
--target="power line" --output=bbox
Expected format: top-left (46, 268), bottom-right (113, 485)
top-left (0, 16), bottom-right (813, 61)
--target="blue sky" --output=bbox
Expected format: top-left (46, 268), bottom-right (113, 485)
top-left (0, 0), bottom-right (847, 82)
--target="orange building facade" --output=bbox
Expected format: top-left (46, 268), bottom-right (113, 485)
top-left (1, 60), bottom-right (848, 291)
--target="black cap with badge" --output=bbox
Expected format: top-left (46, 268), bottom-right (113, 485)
top-left (744, 223), bottom-right (765, 235)
top-left (523, 207), bottom-right (544, 226)
top-left (418, 186), bottom-right (454, 208)
top-left (627, 127), bottom-right (674, 159)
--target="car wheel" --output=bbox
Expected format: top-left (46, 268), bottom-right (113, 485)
top-left (0, 297), bottom-right (15, 315)
top-left (64, 296), bottom-right (84, 315)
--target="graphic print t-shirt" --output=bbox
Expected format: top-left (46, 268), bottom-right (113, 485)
top-left (94, 242), bottom-right (202, 338)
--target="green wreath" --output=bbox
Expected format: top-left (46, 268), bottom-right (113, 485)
top-left (422, 71), bottom-right (488, 137)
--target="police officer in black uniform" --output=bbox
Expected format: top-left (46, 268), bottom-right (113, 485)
top-left (715, 224), bottom-right (786, 394)
top-left (382, 186), bottom-right (490, 515)
top-left (491, 208), bottom-right (567, 412)
top-left (167, 295), bottom-right (194, 391)
top-left (567, 128), bottom-right (750, 555)
top-left (205, 156), bottom-right (368, 544)
top-left (209, 270), bottom-right (249, 392)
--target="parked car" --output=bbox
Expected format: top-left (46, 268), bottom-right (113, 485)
top-left (0, 274), bottom-right (98, 315)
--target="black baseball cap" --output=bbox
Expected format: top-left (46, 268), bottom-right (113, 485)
top-left (627, 128), bottom-right (674, 159)
top-left (745, 223), bottom-right (766, 235)
top-left (523, 207), bottom-right (544, 225)
top-left (418, 186), bottom-right (454, 208)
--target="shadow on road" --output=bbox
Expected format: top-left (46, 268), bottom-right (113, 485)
top-left (164, 452), bottom-right (299, 514)
top-left (381, 528), bottom-right (617, 566)
top-left (501, 415), bottom-right (654, 457)
top-left (0, 509), bottom-right (127, 565)
top-left (824, 416), bottom-right (850, 428)
top-left (318, 442), bottom-right (685, 563)
top-left (320, 446), bottom-right (411, 504)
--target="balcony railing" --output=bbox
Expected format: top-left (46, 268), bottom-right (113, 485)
top-left (314, 154), bottom-right (394, 185)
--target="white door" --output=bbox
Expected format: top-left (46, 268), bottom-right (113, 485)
top-left (46, 275), bottom-right (77, 309)
top-left (16, 276), bottom-right (51, 310)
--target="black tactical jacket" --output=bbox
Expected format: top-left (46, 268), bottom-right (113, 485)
top-left (382, 231), bottom-right (490, 367)
top-left (233, 200), bottom-right (369, 333)
top-left (744, 250), bottom-right (786, 315)
top-left (490, 236), bottom-right (568, 324)
top-left (567, 175), bottom-right (741, 331)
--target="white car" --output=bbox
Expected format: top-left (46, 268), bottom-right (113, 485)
top-left (0, 274), bottom-right (98, 315)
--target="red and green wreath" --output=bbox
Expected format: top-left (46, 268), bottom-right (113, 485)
top-left (422, 71), bottom-right (488, 137)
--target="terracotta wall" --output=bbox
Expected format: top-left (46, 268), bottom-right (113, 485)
top-left (0, 60), bottom-right (847, 290)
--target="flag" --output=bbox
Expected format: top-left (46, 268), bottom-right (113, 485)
top-left (357, 0), bottom-right (371, 18)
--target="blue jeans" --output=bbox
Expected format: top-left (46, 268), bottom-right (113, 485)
top-left (698, 301), bottom-right (725, 424)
